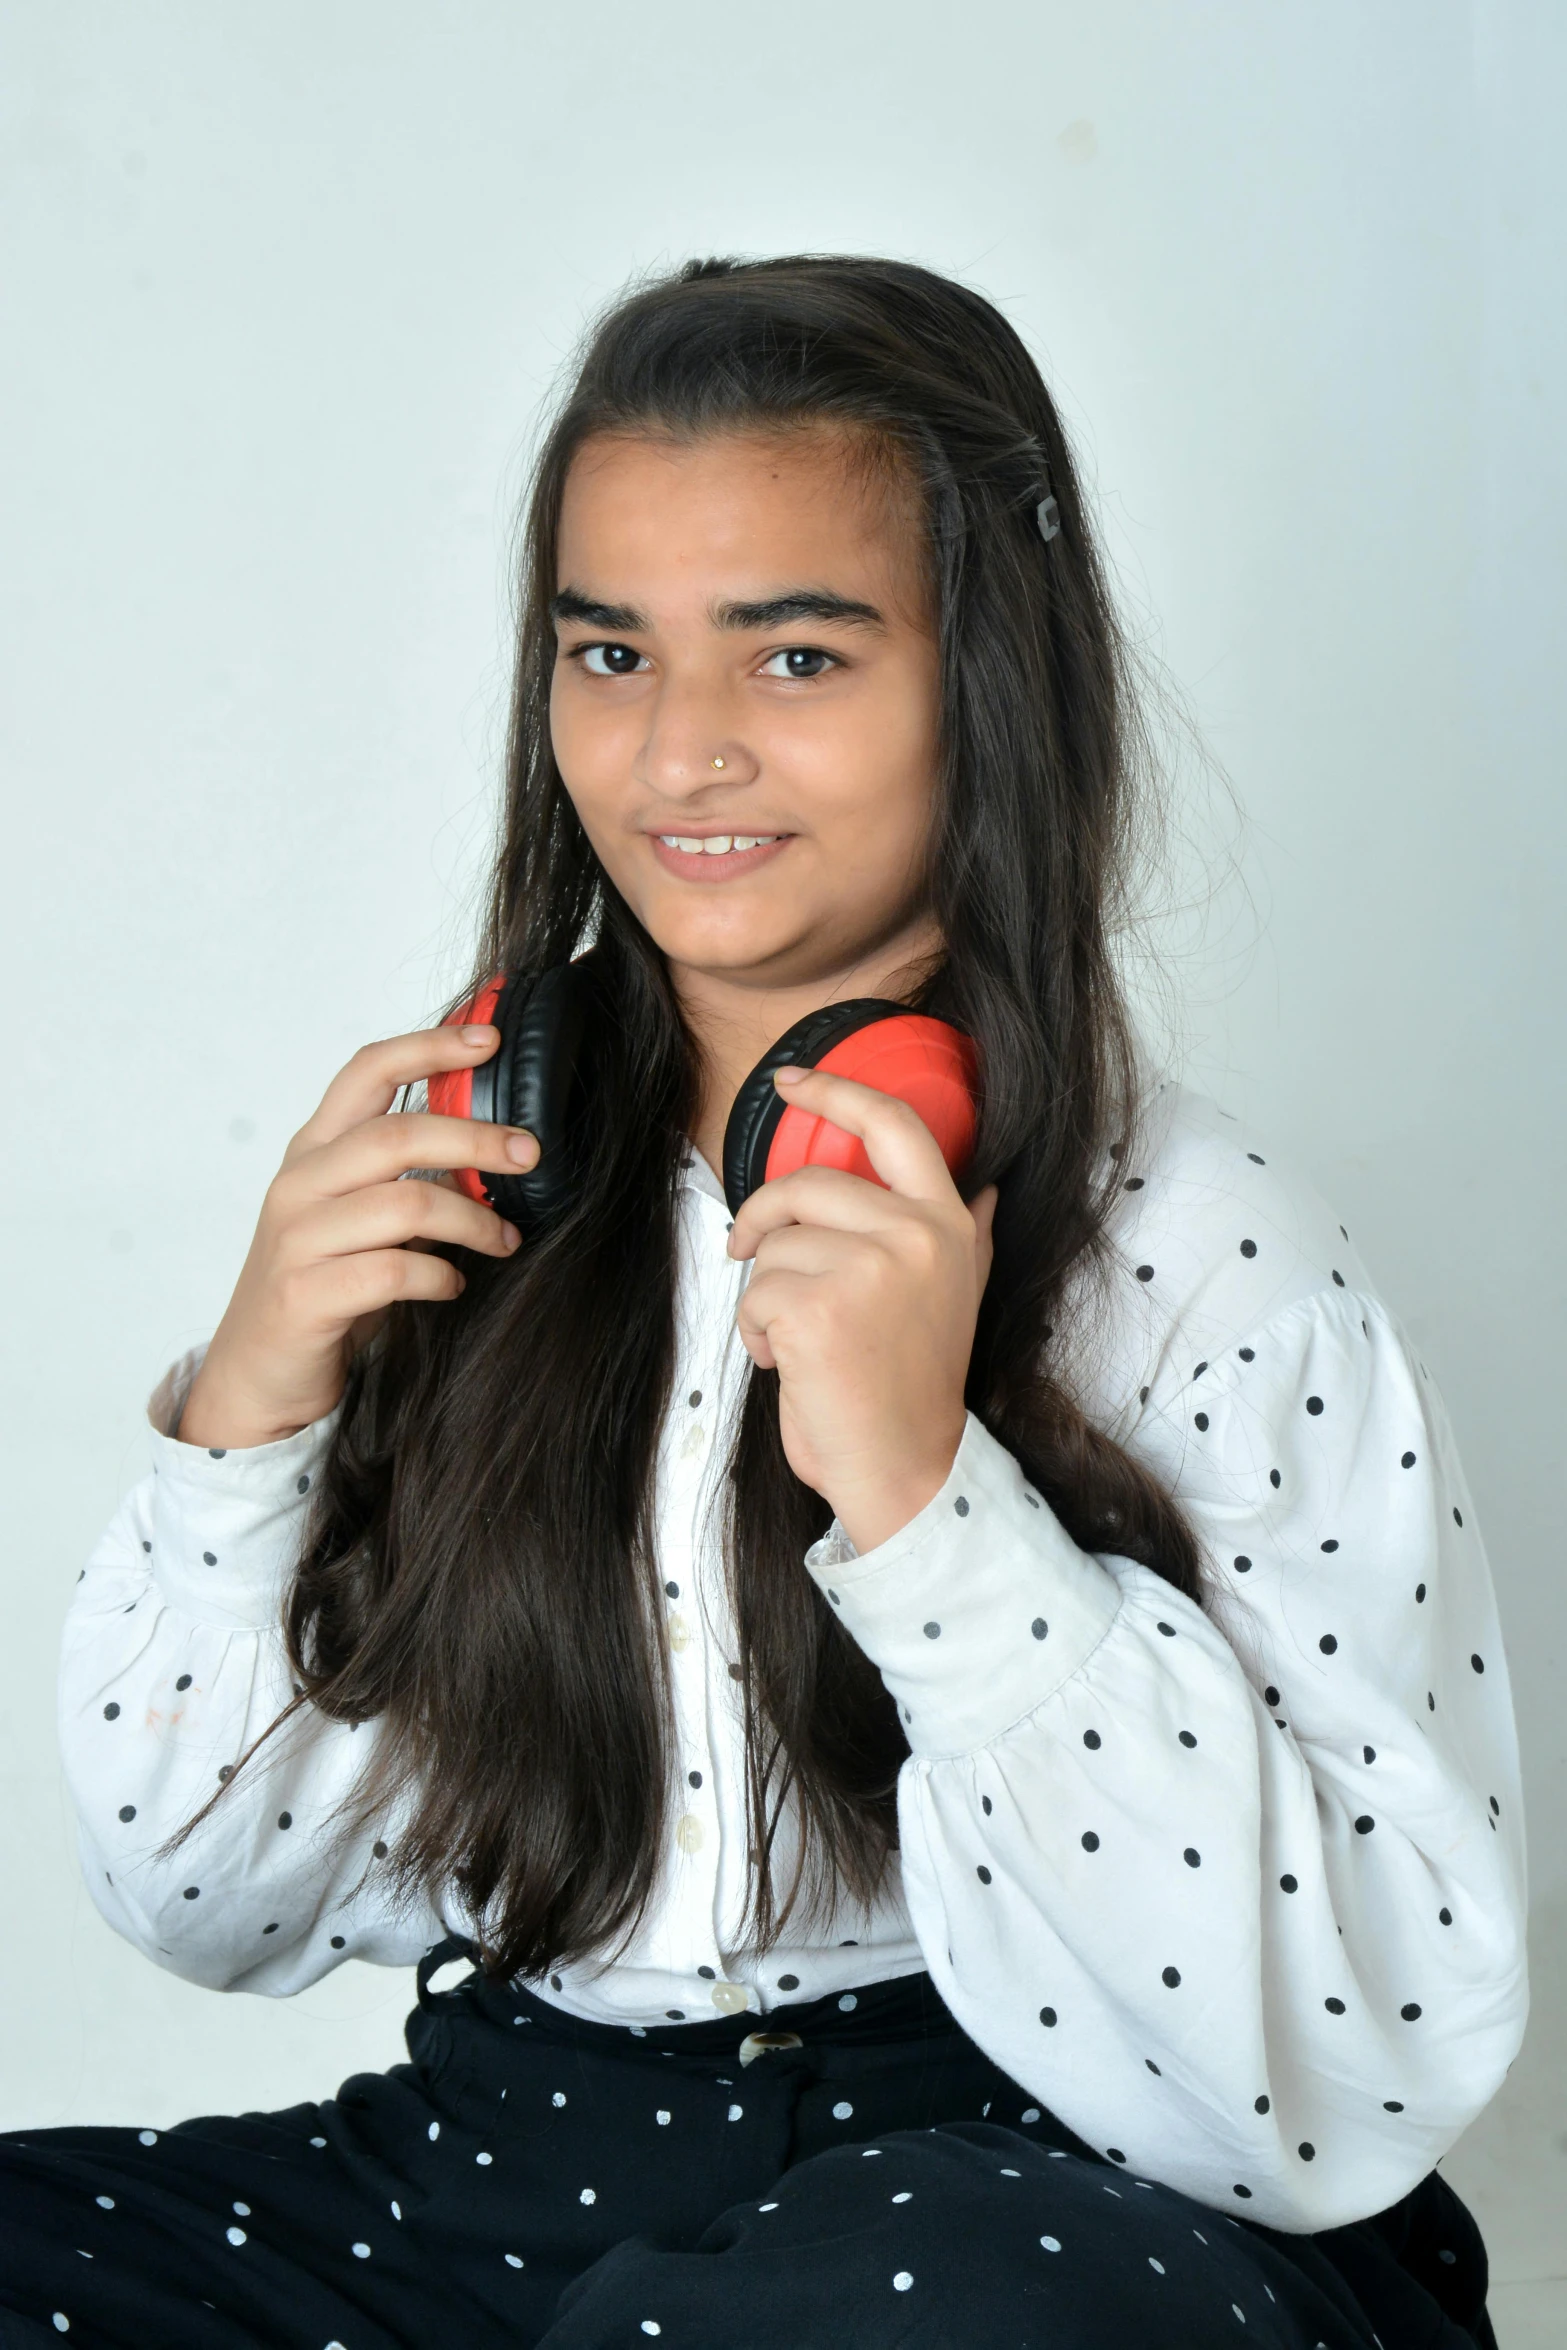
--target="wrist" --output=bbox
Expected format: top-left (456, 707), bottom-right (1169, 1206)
top-left (826, 1417), bottom-right (967, 1554)
top-left (176, 1355), bottom-right (329, 1452)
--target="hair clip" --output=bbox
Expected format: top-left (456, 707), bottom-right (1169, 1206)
top-left (1035, 493), bottom-right (1061, 542)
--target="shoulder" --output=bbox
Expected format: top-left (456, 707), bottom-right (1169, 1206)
top-left (1060, 1080), bottom-right (1385, 1437)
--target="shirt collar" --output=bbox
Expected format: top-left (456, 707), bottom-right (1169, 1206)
top-left (679, 1149), bottom-right (729, 1209)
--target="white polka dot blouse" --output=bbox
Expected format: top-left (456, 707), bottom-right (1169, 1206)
top-left (61, 1081), bottom-right (1526, 2234)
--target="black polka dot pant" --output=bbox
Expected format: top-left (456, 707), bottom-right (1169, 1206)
top-left (0, 1946), bottom-right (1495, 2348)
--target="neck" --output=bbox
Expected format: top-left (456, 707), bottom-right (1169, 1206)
top-left (671, 913), bottom-right (945, 1177)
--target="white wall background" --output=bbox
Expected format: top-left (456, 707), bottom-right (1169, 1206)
top-left (2, 3), bottom-right (1562, 2337)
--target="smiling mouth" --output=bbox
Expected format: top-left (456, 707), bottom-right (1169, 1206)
top-left (646, 831), bottom-right (793, 882)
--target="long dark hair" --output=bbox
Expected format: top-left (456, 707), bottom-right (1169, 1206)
top-left (193, 257), bottom-right (1206, 1981)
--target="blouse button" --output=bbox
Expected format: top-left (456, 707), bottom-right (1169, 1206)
top-left (710, 1982), bottom-right (748, 2014)
top-left (667, 1613), bottom-right (692, 1654)
top-left (676, 1814), bottom-right (704, 1854)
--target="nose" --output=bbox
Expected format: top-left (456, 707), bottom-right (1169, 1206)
top-left (633, 674), bottom-right (752, 799)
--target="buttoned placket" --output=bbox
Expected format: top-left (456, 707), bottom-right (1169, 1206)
top-left (662, 1164), bottom-right (758, 2018)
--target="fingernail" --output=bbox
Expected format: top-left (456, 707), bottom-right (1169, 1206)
top-left (460, 1024), bottom-right (496, 1046)
top-left (504, 1130), bottom-right (537, 1164)
top-left (774, 1065), bottom-right (808, 1087)
top-left (500, 1222), bottom-right (521, 1248)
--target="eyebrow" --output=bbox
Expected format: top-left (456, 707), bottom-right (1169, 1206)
top-left (549, 586), bottom-right (887, 634)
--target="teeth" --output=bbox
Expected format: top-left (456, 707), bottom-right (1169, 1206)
top-left (657, 834), bottom-right (780, 854)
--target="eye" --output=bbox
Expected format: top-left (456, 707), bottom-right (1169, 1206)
top-left (759, 646), bottom-right (838, 680)
top-left (576, 642), bottom-right (648, 676)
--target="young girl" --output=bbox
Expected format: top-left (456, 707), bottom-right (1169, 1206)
top-left (3, 258), bottom-right (1522, 2349)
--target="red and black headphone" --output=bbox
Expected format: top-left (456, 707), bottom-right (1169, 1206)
top-left (427, 959), bottom-right (980, 1227)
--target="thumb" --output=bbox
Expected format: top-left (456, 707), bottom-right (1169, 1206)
top-left (968, 1184), bottom-right (999, 1296)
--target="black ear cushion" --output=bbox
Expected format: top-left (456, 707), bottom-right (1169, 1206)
top-left (721, 998), bottom-right (910, 1216)
top-left (475, 961), bottom-right (597, 1227)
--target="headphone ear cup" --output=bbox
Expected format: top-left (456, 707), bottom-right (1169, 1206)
top-left (428, 963), bottom-right (595, 1227)
top-left (489, 962), bottom-right (595, 1228)
top-left (722, 1001), bottom-right (978, 1214)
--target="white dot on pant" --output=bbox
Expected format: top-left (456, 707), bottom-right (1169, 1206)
top-left (1232, 2306), bottom-right (1246, 2324)
top-left (94, 2197), bottom-right (114, 2211)
top-left (656, 2109), bottom-right (671, 2125)
top-left (832, 2099), bottom-right (854, 2120)
top-left (352, 2242), bottom-right (371, 2259)
top-left (390, 2201), bottom-right (402, 2220)
top-left (1020, 2107), bottom-right (1041, 2123)
top-left (505, 2253), bottom-right (524, 2269)
top-left (727, 2104), bottom-right (743, 2121)
top-left (552, 2092), bottom-right (567, 2108)
top-left (893, 2272), bottom-right (914, 2291)
top-left (310, 2136), bottom-right (327, 2149)
top-left (892, 2191), bottom-right (912, 2204)
top-left (226, 2227), bottom-right (246, 2247)
top-left (758, 2201), bottom-right (779, 2212)
top-left (232, 2202), bottom-right (250, 2218)
top-left (580, 2188), bottom-right (596, 2205)
top-left (428, 2121), bottom-right (440, 2141)
top-left (641, 2326), bottom-right (662, 2338)
top-left (52, 2316), bottom-right (69, 2333)
top-left (137, 2131), bottom-right (157, 2147)
top-left (1149, 2257), bottom-right (1165, 2273)
top-left (476, 2151), bottom-right (493, 2165)
top-left (1040, 2236), bottom-right (1061, 2252)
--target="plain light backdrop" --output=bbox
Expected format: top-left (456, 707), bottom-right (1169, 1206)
top-left (3, 3), bottom-right (1562, 2333)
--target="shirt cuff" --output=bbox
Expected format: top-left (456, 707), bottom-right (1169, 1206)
top-left (802, 1411), bottom-right (1121, 1758)
top-left (143, 1345), bottom-right (345, 1628)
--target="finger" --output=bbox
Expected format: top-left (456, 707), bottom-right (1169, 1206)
top-left (735, 1263), bottom-right (814, 1365)
top-left (285, 1180), bottom-right (521, 1266)
top-left (728, 1163), bottom-right (939, 1260)
top-left (745, 1223), bottom-right (884, 1283)
top-left (769, 1066), bottom-right (959, 1204)
top-left (280, 1112), bottom-right (539, 1204)
top-left (293, 1246), bottom-right (469, 1328)
top-left (287, 1025), bottom-right (502, 1158)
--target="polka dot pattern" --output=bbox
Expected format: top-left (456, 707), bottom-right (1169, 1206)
top-left (63, 1102), bottom-right (1523, 2250)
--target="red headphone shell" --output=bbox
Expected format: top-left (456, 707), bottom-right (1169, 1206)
top-left (720, 999), bottom-right (979, 1213)
top-left (427, 977), bottom-right (505, 1206)
top-left (763, 1015), bottom-right (978, 1191)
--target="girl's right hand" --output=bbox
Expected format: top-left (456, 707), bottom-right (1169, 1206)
top-left (176, 1024), bottom-right (537, 1452)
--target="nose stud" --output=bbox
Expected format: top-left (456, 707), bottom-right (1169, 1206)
top-left (711, 756), bottom-right (726, 770)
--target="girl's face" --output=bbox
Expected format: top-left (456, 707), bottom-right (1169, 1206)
top-left (550, 427), bottom-right (942, 1001)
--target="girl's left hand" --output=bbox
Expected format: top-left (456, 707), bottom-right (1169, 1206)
top-left (727, 1066), bottom-right (997, 1553)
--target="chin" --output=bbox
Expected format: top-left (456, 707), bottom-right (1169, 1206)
top-left (639, 903), bottom-right (803, 976)
top-left (657, 931), bottom-right (802, 980)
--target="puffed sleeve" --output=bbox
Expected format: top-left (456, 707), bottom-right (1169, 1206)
top-left (803, 1288), bottom-right (1526, 2231)
top-left (59, 1347), bottom-right (445, 1993)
